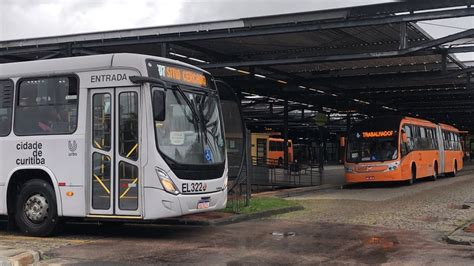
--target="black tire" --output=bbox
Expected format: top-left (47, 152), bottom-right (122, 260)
top-left (15, 179), bottom-right (60, 236)
top-left (430, 162), bottom-right (438, 181)
top-left (407, 164), bottom-right (416, 185)
top-left (447, 161), bottom-right (458, 177)
top-left (277, 158), bottom-right (283, 167)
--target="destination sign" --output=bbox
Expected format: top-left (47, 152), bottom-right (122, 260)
top-left (362, 130), bottom-right (394, 138)
top-left (147, 60), bottom-right (208, 88)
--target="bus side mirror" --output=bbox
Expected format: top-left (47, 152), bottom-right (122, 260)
top-left (402, 132), bottom-right (408, 143)
top-left (152, 90), bottom-right (166, 121)
top-left (215, 80), bottom-right (246, 181)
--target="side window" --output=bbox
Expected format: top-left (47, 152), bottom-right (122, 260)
top-left (443, 131), bottom-right (449, 150)
top-left (412, 126), bottom-right (421, 151)
top-left (420, 127), bottom-right (427, 150)
top-left (453, 133), bottom-right (461, 151)
top-left (426, 128), bottom-right (435, 150)
top-left (452, 133), bottom-right (456, 151)
top-left (432, 129), bottom-right (438, 150)
top-left (403, 124), bottom-right (414, 152)
top-left (0, 80), bottom-right (14, 137)
top-left (14, 76), bottom-right (78, 135)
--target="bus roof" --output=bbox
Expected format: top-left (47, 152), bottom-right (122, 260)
top-left (400, 116), bottom-right (437, 128)
top-left (0, 53), bottom-right (210, 79)
top-left (439, 123), bottom-right (460, 132)
top-left (350, 115), bottom-right (461, 132)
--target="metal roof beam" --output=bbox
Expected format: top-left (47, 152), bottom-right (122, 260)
top-left (201, 29), bottom-right (474, 69)
top-left (1, 7), bottom-right (473, 55)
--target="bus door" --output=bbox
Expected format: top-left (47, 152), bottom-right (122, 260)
top-left (89, 87), bottom-right (141, 216)
top-left (436, 125), bottom-right (445, 173)
top-left (256, 138), bottom-right (267, 165)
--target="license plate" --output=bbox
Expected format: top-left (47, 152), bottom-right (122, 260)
top-left (197, 200), bottom-right (210, 209)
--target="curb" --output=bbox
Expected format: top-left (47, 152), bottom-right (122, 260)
top-left (160, 205), bottom-right (304, 226)
top-left (255, 184), bottom-right (340, 199)
top-left (1, 250), bottom-right (41, 266)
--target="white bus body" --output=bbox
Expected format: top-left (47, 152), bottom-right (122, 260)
top-left (0, 54), bottom-right (228, 235)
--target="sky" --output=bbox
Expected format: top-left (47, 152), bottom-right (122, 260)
top-left (0, 0), bottom-right (472, 61)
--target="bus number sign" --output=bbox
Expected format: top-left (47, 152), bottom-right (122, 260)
top-left (362, 130), bottom-right (394, 138)
top-left (147, 60), bottom-right (208, 88)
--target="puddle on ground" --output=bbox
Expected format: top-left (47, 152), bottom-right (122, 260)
top-left (271, 231), bottom-right (296, 240)
top-left (447, 204), bottom-right (471, 210)
top-left (363, 235), bottom-right (399, 250)
top-left (463, 224), bottom-right (474, 233)
top-left (413, 216), bottom-right (448, 223)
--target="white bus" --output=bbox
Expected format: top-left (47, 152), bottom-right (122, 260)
top-left (0, 53), bottom-right (243, 236)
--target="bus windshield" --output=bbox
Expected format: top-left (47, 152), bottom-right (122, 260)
top-left (152, 86), bottom-right (225, 166)
top-left (346, 131), bottom-right (398, 163)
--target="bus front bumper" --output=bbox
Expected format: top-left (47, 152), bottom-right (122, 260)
top-left (345, 168), bottom-right (402, 183)
top-left (143, 187), bottom-right (227, 220)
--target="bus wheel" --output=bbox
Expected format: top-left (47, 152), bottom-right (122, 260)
top-left (448, 161), bottom-right (457, 177)
top-left (430, 163), bottom-right (438, 181)
top-left (15, 179), bottom-right (60, 236)
top-left (277, 158), bottom-right (283, 167)
top-left (407, 164), bottom-right (416, 185)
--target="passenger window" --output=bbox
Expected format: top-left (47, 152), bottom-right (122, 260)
top-left (93, 93), bottom-right (112, 151)
top-left (403, 125), bottom-right (414, 152)
top-left (14, 77), bottom-right (78, 135)
top-left (119, 92), bottom-right (139, 160)
top-left (0, 80), bottom-right (13, 137)
top-left (451, 133), bottom-right (455, 151)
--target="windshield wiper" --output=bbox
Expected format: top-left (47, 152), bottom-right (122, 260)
top-left (171, 85), bottom-right (201, 124)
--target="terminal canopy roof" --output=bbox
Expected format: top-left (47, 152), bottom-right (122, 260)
top-left (1, 0), bottom-right (473, 131)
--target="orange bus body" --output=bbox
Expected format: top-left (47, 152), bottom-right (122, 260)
top-left (345, 117), bottom-right (463, 184)
top-left (267, 138), bottom-right (293, 165)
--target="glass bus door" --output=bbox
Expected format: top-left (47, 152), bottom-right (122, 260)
top-left (89, 87), bottom-right (141, 216)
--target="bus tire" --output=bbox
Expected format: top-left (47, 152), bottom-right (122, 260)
top-left (14, 179), bottom-right (60, 237)
top-left (447, 161), bottom-right (457, 177)
top-left (430, 162), bottom-right (438, 181)
top-left (277, 157), bottom-right (283, 167)
top-left (407, 164), bottom-right (416, 185)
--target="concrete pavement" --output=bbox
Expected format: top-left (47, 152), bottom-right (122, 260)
top-left (0, 245), bottom-right (40, 266)
top-left (1, 162), bottom-right (474, 264)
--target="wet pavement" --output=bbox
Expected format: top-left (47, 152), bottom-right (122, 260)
top-left (281, 169), bottom-right (474, 234)
top-left (0, 168), bottom-right (473, 264)
top-left (3, 220), bottom-right (470, 265)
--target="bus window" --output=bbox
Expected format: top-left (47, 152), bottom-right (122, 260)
top-left (269, 141), bottom-right (283, 151)
top-left (449, 132), bottom-right (454, 150)
top-left (428, 128), bottom-right (438, 149)
top-left (14, 76), bottom-right (78, 135)
top-left (93, 93), bottom-right (112, 151)
top-left (118, 92), bottom-right (139, 160)
top-left (403, 125), bottom-right (414, 152)
top-left (0, 80), bottom-right (13, 136)
top-left (456, 133), bottom-right (461, 150)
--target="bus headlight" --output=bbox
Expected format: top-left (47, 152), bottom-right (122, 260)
top-left (388, 165), bottom-right (398, 171)
top-left (345, 167), bottom-right (354, 173)
top-left (155, 168), bottom-right (180, 195)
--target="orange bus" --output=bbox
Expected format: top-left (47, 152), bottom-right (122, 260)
top-left (268, 137), bottom-right (294, 166)
top-left (345, 116), bottom-right (463, 185)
